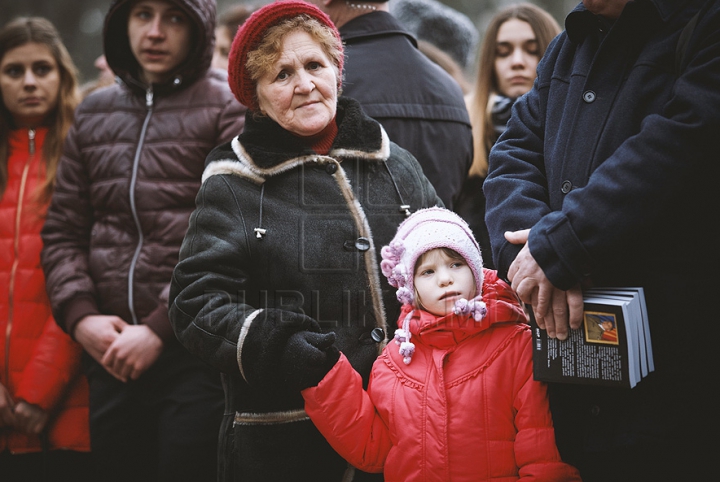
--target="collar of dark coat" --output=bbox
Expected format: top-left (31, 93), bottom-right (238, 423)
top-left (202, 96), bottom-right (391, 185)
top-left (565, 0), bottom-right (692, 43)
top-left (339, 10), bottom-right (418, 48)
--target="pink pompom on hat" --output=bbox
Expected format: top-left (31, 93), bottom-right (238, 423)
top-left (381, 208), bottom-right (487, 365)
top-left (227, 0), bottom-right (344, 112)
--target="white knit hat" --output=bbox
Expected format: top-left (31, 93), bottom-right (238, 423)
top-left (381, 207), bottom-right (484, 305)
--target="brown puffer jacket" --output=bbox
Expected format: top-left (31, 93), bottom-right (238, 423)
top-left (40, 0), bottom-right (246, 340)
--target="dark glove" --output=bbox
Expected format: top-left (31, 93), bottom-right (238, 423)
top-left (282, 331), bottom-right (340, 391)
top-left (240, 309), bottom-right (322, 391)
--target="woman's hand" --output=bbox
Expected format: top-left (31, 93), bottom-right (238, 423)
top-left (240, 309), bottom-right (325, 392)
top-left (282, 331), bottom-right (339, 391)
top-left (12, 401), bottom-right (49, 435)
top-left (0, 382), bottom-right (16, 428)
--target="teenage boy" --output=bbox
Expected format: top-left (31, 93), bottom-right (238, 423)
top-left (41, 1), bottom-right (245, 481)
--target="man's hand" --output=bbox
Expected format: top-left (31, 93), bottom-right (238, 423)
top-left (101, 324), bottom-right (163, 382)
top-left (505, 229), bottom-right (583, 340)
top-left (13, 401), bottom-right (49, 435)
top-left (0, 382), bottom-right (16, 428)
top-left (73, 314), bottom-right (126, 364)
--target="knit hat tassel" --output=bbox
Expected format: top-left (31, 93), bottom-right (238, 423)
top-left (453, 297), bottom-right (487, 321)
top-left (394, 311), bottom-right (416, 365)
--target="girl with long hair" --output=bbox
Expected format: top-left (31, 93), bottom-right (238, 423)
top-left (0, 16), bottom-right (91, 481)
top-left (455, 3), bottom-right (560, 268)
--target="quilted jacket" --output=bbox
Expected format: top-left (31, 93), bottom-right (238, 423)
top-left (303, 270), bottom-right (581, 481)
top-left (1, 127), bottom-right (89, 453)
top-left (40, 0), bottom-right (246, 340)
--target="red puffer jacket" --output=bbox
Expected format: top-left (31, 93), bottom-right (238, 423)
top-left (303, 269), bottom-right (581, 481)
top-left (0, 127), bottom-right (89, 454)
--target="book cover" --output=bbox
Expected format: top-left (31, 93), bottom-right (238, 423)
top-left (586, 287), bottom-right (654, 374)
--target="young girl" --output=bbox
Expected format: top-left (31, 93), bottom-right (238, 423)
top-left (279, 207), bottom-right (580, 481)
top-left (0, 16), bottom-right (92, 480)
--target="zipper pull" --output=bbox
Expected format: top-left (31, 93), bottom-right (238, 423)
top-left (28, 128), bottom-right (36, 156)
top-left (145, 87), bottom-right (154, 108)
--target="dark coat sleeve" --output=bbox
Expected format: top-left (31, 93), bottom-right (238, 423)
top-left (486, 12), bottom-right (720, 288)
top-left (40, 114), bottom-right (99, 335)
top-left (483, 54), bottom-right (551, 280)
top-left (169, 173), bottom-right (255, 374)
top-left (141, 95), bottom-right (246, 341)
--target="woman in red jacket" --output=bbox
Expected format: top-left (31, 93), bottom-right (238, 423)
top-left (273, 208), bottom-right (581, 481)
top-left (0, 17), bottom-right (91, 480)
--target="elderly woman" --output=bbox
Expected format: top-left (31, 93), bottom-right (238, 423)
top-left (168, 2), bottom-right (441, 481)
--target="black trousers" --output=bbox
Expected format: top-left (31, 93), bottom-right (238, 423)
top-left (85, 342), bottom-right (223, 482)
top-left (0, 449), bottom-right (93, 482)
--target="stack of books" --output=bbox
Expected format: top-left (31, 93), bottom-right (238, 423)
top-left (529, 287), bottom-right (653, 388)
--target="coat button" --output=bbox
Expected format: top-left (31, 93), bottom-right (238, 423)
top-left (583, 90), bottom-right (596, 103)
top-left (590, 405), bottom-right (601, 417)
top-left (355, 237), bottom-right (370, 251)
top-left (343, 237), bottom-right (371, 251)
top-left (370, 327), bottom-right (385, 342)
top-left (325, 163), bottom-right (337, 174)
top-left (561, 180), bottom-right (573, 194)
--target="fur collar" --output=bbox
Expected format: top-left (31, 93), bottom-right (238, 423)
top-left (203, 97), bottom-right (390, 184)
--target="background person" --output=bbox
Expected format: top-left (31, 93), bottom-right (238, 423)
top-left (168, 2), bottom-right (442, 481)
top-left (211, 2), bottom-right (256, 71)
top-left (390, 0), bottom-right (479, 71)
top-left (79, 54), bottom-right (116, 98)
top-left (40, 0), bottom-right (246, 481)
top-left (484, 0), bottom-right (720, 479)
top-left (278, 208), bottom-right (581, 481)
top-left (0, 16), bottom-right (91, 481)
top-left (455, 2), bottom-right (560, 269)
top-left (304, 0), bottom-right (472, 210)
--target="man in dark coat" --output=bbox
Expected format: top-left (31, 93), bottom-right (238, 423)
top-left (40, 0), bottom-right (245, 480)
top-left (484, 0), bottom-right (720, 480)
top-left (305, 0), bottom-right (472, 209)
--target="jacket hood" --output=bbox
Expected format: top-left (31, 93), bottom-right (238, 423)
top-left (103, 0), bottom-right (215, 91)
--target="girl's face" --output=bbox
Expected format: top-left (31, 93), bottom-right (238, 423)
top-left (414, 248), bottom-right (476, 317)
top-left (0, 42), bottom-right (60, 127)
top-left (493, 18), bottom-right (540, 99)
top-left (256, 30), bottom-right (338, 137)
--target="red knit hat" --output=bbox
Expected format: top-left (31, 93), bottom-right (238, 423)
top-left (227, 0), bottom-right (344, 111)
